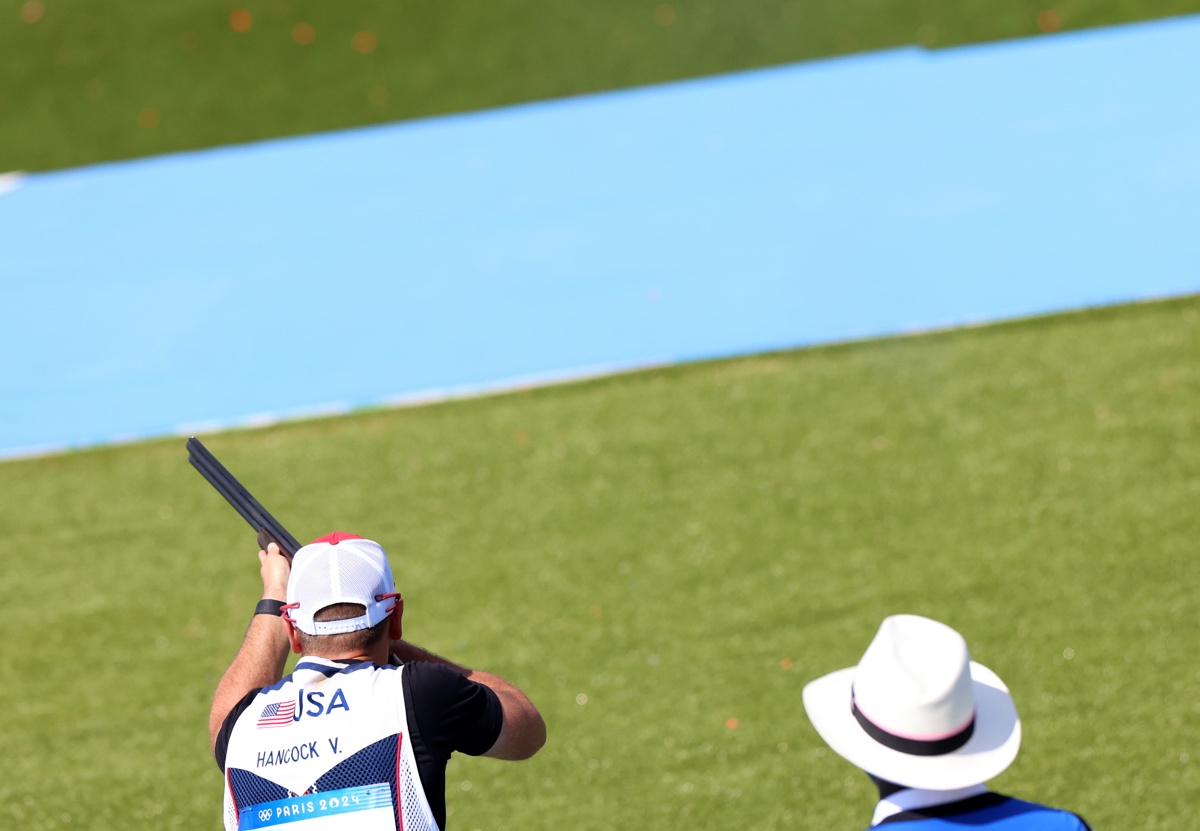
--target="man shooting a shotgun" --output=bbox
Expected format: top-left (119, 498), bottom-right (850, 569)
top-left (189, 440), bottom-right (545, 831)
top-left (210, 536), bottom-right (545, 831)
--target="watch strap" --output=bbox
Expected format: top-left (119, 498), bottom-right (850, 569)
top-left (255, 598), bottom-right (285, 617)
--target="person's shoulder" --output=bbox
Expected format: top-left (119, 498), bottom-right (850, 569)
top-left (1004, 796), bottom-right (1091, 829)
top-left (214, 686), bottom-right (267, 771)
top-left (977, 794), bottom-right (1092, 830)
top-left (400, 662), bottom-right (502, 726)
top-left (402, 660), bottom-right (479, 697)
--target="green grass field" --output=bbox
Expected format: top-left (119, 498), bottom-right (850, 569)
top-left (5, 3), bottom-right (1199, 827)
top-left (4, 0), bottom-right (1200, 172)
top-left (1, 297), bottom-right (1196, 829)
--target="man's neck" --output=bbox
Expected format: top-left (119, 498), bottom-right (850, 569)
top-left (302, 649), bottom-right (381, 665)
top-left (300, 638), bottom-right (391, 666)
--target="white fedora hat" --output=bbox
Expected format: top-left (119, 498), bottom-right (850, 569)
top-left (802, 614), bottom-right (1021, 790)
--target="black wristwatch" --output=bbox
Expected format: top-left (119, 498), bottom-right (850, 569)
top-left (255, 599), bottom-right (285, 617)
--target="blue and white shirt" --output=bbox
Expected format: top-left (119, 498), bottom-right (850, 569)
top-left (870, 786), bottom-right (1092, 829)
top-left (216, 658), bottom-right (502, 831)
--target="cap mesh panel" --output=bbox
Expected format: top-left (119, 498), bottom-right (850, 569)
top-left (289, 539), bottom-right (394, 632)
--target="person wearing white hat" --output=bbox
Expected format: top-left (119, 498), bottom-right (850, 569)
top-left (802, 614), bottom-right (1090, 829)
top-left (209, 533), bottom-right (546, 831)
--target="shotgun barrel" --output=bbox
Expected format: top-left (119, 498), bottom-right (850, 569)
top-left (186, 436), bottom-right (303, 557)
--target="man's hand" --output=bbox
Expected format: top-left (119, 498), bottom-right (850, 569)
top-left (259, 541), bottom-right (290, 601)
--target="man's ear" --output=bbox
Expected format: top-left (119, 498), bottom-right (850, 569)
top-left (388, 599), bottom-right (404, 640)
top-left (282, 615), bottom-right (304, 655)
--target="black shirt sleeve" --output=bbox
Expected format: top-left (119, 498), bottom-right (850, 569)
top-left (213, 686), bottom-right (262, 772)
top-left (402, 661), bottom-right (504, 830)
top-left (403, 661), bottom-right (504, 759)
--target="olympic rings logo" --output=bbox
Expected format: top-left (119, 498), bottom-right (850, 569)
top-left (258, 809), bottom-right (274, 822)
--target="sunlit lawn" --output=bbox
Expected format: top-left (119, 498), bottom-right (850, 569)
top-left (0, 297), bottom-right (1196, 829)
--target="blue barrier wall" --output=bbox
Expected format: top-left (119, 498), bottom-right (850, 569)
top-left (1, 16), bottom-right (1198, 456)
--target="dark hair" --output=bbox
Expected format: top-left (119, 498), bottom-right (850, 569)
top-left (297, 603), bottom-right (389, 657)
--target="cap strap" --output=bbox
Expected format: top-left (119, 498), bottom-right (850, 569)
top-left (312, 614), bottom-right (373, 635)
top-left (851, 691), bottom-right (975, 757)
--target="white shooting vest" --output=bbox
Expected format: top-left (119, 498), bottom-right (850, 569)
top-left (222, 658), bottom-right (438, 831)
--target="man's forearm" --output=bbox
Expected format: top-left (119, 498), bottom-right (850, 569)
top-left (208, 614), bottom-right (290, 750)
top-left (390, 639), bottom-right (470, 673)
top-left (390, 640), bottom-right (525, 691)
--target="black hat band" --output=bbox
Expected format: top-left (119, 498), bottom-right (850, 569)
top-left (851, 692), bottom-right (975, 757)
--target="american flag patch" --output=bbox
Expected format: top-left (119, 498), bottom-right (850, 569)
top-left (256, 700), bottom-right (296, 728)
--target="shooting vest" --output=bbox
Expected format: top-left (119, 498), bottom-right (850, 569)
top-left (222, 658), bottom-right (438, 831)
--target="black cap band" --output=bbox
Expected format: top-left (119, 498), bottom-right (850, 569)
top-left (851, 694), bottom-right (975, 757)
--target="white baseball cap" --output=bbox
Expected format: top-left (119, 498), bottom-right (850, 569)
top-left (284, 532), bottom-right (400, 636)
top-left (802, 614), bottom-right (1021, 790)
